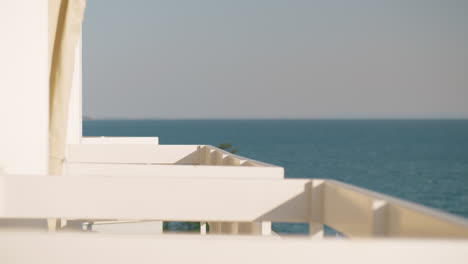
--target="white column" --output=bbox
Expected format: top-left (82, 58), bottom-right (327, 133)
top-left (0, 0), bottom-right (49, 175)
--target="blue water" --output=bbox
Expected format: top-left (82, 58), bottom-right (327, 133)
top-left (84, 119), bottom-right (468, 231)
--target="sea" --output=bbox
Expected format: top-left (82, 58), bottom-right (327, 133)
top-left (84, 119), bottom-right (468, 234)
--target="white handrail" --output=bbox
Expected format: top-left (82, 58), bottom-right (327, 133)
top-left (1, 175), bottom-right (467, 238)
top-left (2, 232), bottom-right (468, 264)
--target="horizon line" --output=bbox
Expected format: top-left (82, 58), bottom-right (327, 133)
top-left (82, 117), bottom-right (468, 121)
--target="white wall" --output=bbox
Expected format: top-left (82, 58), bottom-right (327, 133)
top-left (0, 1), bottom-right (49, 174)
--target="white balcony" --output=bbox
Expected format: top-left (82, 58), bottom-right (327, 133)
top-left (1, 1), bottom-right (468, 263)
top-left (2, 173), bottom-right (467, 236)
top-left (64, 137), bottom-right (283, 180)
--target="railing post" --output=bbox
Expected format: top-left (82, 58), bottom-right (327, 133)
top-left (309, 180), bottom-right (325, 238)
top-left (215, 222), bottom-right (241, 234)
top-left (197, 146), bottom-right (203, 165)
top-left (230, 222), bottom-right (239, 234)
top-left (309, 223), bottom-right (324, 238)
top-left (209, 222), bottom-right (222, 234)
top-left (199, 146), bottom-right (214, 165)
top-left (47, 219), bottom-right (57, 232)
top-left (224, 157), bottom-right (241, 166)
top-left (261, 221), bottom-right (272, 236)
top-left (200, 222), bottom-right (207, 235)
top-left (213, 151), bottom-right (225, 165)
top-left (220, 222), bottom-right (232, 234)
top-left (208, 222), bottom-right (215, 233)
top-left (372, 200), bottom-right (388, 237)
top-left (204, 147), bottom-right (212, 165)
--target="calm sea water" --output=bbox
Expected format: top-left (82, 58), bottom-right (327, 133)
top-left (84, 119), bottom-right (468, 233)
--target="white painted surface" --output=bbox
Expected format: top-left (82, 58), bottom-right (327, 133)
top-left (0, 0), bottom-right (48, 175)
top-left (1, 232), bottom-right (467, 264)
top-left (66, 144), bottom-right (198, 164)
top-left (200, 222), bottom-right (207, 235)
top-left (1, 175), bottom-right (467, 238)
top-left (321, 180), bottom-right (468, 238)
top-left (64, 163), bottom-right (283, 179)
top-left (66, 144), bottom-right (280, 167)
top-left (90, 220), bottom-right (163, 234)
top-left (201, 146), bottom-right (276, 167)
top-left (261, 221), bottom-right (272, 236)
top-left (0, 175), bottom-right (309, 222)
top-left (81, 137), bottom-right (159, 145)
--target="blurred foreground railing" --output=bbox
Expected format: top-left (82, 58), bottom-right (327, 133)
top-left (1, 175), bottom-right (467, 238)
top-left (2, 232), bottom-right (468, 264)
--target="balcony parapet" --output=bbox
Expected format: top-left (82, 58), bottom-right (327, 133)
top-left (64, 141), bottom-right (283, 179)
top-left (1, 176), bottom-right (467, 238)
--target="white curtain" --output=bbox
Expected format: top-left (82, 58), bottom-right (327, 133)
top-left (48, 0), bottom-right (86, 175)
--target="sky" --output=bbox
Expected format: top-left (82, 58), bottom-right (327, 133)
top-left (83, 0), bottom-right (468, 119)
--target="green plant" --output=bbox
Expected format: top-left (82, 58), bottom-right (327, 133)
top-left (218, 143), bottom-right (238, 154)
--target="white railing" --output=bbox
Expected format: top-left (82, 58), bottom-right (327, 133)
top-left (64, 144), bottom-right (284, 179)
top-left (66, 142), bottom-right (277, 167)
top-left (2, 174), bottom-right (468, 263)
top-left (2, 232), bottom-right (468, 264)
top-left (1, 175), bottom-right (467, 238)
top-left (64, 139), bottom-right (284, 234)
top-left (198, 145), bottom-right (276, 167)
top-left (81, 136), bottom-right (159, 145)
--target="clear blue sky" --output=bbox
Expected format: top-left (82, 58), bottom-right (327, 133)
top-left (83, 0), bottom-right (468, 119)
